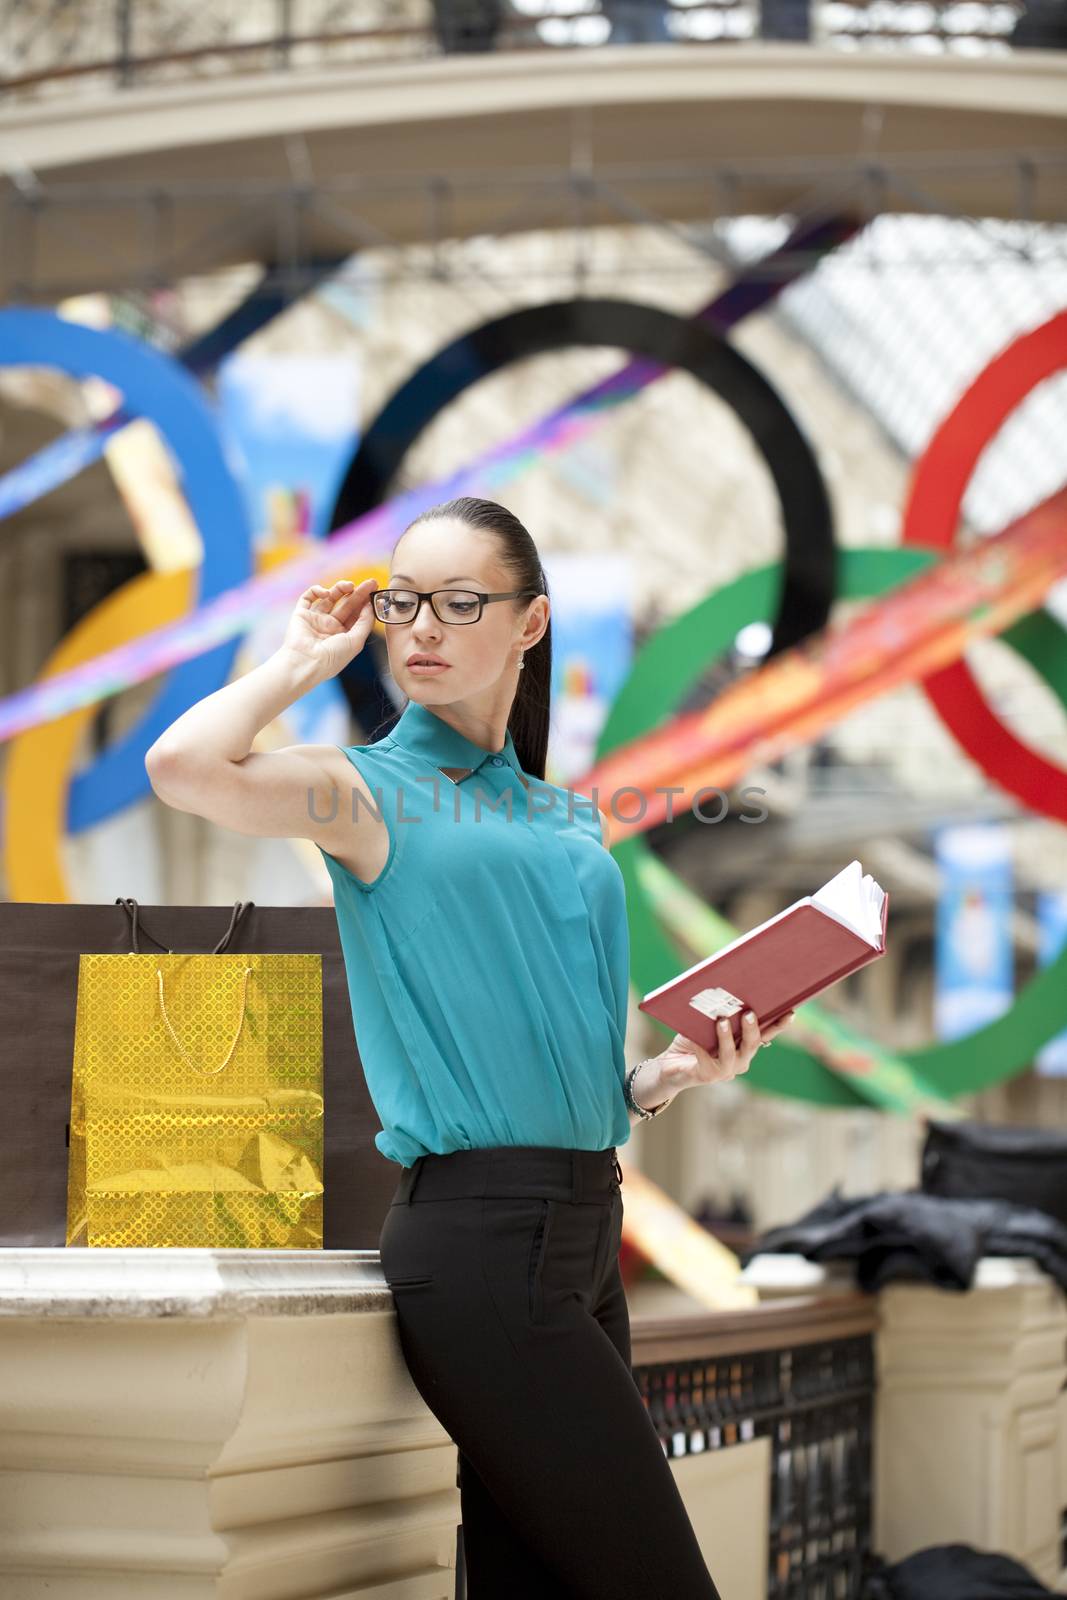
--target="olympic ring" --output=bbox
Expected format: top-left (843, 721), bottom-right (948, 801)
top-left (901, 309), bottom-right (1067, 823)
top-left (4, 566), bottom-right (194, 903)
top-left (3, 543), bottom-right (382, 903)
top-left (326, 297), bottom-right (839, 723)
top-left (0, 310), bottom-right (253, 830)
top-left (607, 547), bottom-right (1067, 1107)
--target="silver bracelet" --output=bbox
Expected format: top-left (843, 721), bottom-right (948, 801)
top-left (624, 1058), bottom-right (668, 1121)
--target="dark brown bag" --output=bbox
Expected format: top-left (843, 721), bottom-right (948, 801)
top-left (0, 898), bottom-right (399, 1248)
top-left (921, 1117), bottom-right (1067, 1229)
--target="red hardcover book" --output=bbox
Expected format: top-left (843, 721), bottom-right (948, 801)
top-left (637, 860), bottom-right (889, 1057)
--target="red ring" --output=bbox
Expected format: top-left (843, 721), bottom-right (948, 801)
top-left (901, 310), bottom-right (1067, 823)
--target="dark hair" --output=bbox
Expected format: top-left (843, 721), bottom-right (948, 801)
top-left (383, 496), bottom-right (552, 779)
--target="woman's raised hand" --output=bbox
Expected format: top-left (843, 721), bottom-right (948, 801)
top-left (282, 578), bottom-right (379, 681)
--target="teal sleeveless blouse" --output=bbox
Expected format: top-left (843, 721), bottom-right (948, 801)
top-left (317, 698), bottom-right (633, 1166)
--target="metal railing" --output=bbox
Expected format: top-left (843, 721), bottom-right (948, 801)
top-left (0, 0), bottom-right (1044, 101)
top-left (632, 1297), bottom-right (878, 1599)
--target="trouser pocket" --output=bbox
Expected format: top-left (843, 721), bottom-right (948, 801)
top-left (527, 1198), bottom-right (555, 1325)
top-left (379, 1205), bottom-right (437, 1290)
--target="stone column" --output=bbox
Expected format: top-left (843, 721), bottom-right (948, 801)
top-left (874, 1257), bottom-right (1067, 1587)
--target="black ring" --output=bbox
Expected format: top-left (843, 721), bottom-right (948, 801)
top-left (326, 297), bottom-right (837, 723)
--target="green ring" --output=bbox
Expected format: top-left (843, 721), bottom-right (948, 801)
top-left (601, 547), bottom-right (1067, 1106)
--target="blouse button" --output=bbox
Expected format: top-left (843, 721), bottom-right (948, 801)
top-left (491, 756), bottom-right (505, 766)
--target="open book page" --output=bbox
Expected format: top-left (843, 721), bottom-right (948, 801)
top-left (641, 860), bottom-right (885, 1003)
top-left (811, 859), bottom-right (885, 945)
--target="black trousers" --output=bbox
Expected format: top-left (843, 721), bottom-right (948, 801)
top-left (378, 1143), bottom-right (724, 1599)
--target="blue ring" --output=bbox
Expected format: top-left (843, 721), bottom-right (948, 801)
top-left (0, 310), bottom-right (253, 830)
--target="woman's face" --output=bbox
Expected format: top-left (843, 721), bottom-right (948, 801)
top-left (383, 520), bottom-right (545, 703)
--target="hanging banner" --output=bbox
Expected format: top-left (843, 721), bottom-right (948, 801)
top-left (1035, 889), bottom-right (1067, 1077)
top-left (545, 553), bottom-right (634, 785)
top-left (934, 825), bottom-right (1014, 1041)
top-left (217, 353), bottom-right (365, 748)
top-left (216, 353), bottom-right (362, 550)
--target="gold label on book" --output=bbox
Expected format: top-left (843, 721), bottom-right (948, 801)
top-left (688, 986), bottom-right (745, 1020)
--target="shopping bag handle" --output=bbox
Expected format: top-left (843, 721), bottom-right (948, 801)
top-left (156, 963), bottom-right (254, 1076)
top-left (115, 897), bottom-right (254, 955)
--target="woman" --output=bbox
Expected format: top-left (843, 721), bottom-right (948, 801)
top-left (146, 494), bottom-right (796, 1598)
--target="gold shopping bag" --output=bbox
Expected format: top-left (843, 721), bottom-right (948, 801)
top-left (67, 907), bottom-right (324, 1248)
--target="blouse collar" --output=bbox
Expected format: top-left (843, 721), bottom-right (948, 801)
top-left (389, 699), bottom-right (526, 778)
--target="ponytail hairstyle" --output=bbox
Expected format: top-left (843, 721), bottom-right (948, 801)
top-left (388, 496), bottom-right (552, 779)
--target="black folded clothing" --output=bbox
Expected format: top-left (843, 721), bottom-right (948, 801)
top-left (861, 1541), bottom-right (1054, 1599)
top-left (740, 1187), bottom-right (1067, 1295)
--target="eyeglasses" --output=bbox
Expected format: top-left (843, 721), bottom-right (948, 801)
top-left (372, 588), bottom-right (542, 625)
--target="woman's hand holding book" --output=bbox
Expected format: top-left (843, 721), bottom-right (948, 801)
top-left (654, 1008), bottom-right (798, 1095)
